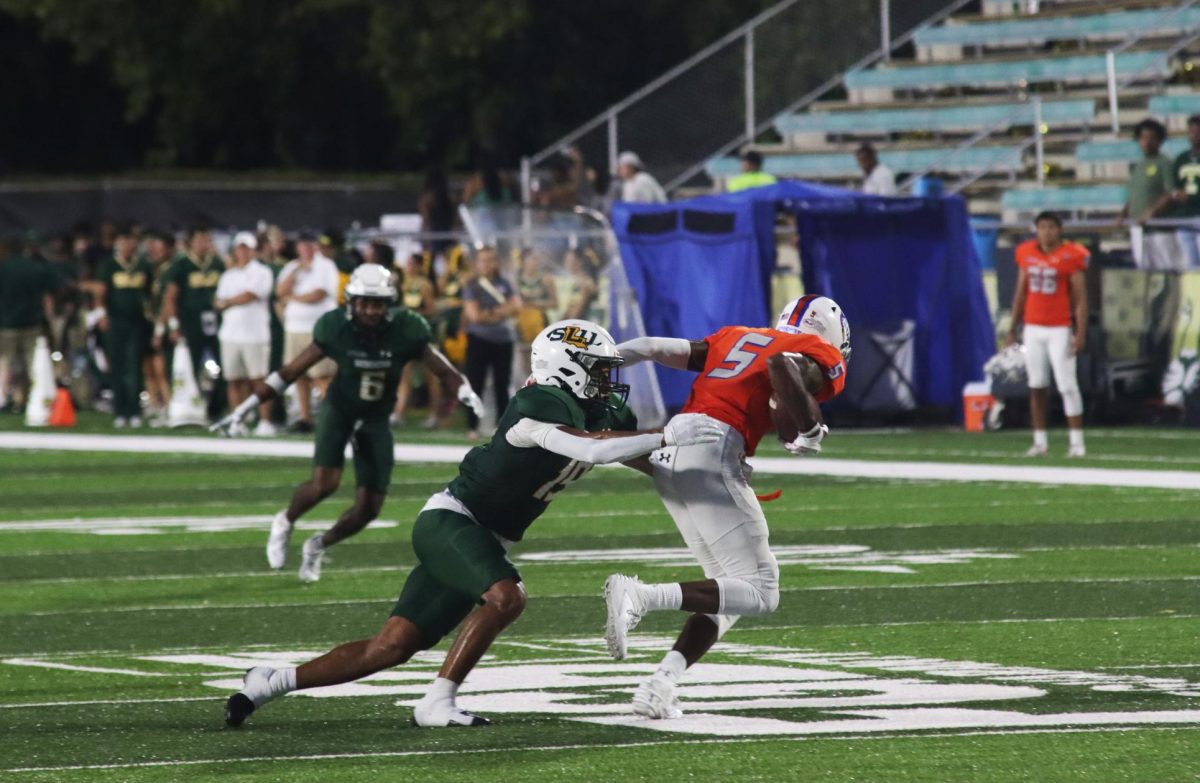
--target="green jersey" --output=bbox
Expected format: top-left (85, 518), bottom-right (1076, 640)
top-left (96, 255), bottom-right (152, 323)
top-left (164, 253), bottom-right (224, 330)
top-left (312, 307), bottom-right (432, 419)
top-left (448, 384), bottom-right (639, 542)
top-left (0, 254), bottom-right (56, 329)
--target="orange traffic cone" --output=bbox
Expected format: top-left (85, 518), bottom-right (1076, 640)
top-left (49, 386), bottom-right (76, 428)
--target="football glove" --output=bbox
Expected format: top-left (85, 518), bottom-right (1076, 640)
top-left (210, 394), bottom-right (259, 438)
top-left (457, 382), bottom-right (485, 419)
top-left (784, 423), bottom-right (828, 455)
top-left (663, 413), bottom-right (724, 447)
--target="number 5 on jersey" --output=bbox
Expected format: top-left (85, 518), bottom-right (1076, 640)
top-left (708, 333), bottom-right (775, 379)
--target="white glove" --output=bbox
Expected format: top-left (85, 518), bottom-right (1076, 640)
top-left (457, 382), bottom-right (484, 418)
top-left (210, 394), bottom-right (258, 437)
top-left (663, 413), bottom-right (724, 447)
top-left (785, 423), bottom-right (828, 455)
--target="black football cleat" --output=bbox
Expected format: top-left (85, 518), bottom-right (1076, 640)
top-left (225, 693), bottom-right (256, 727)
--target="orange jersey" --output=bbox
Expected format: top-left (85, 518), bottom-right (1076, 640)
top-left (1015, 240), bottom-right (1089, 327)
top-left (682, 326), bottom-right (847, 455)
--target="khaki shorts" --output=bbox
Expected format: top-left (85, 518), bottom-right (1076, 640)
top-left (284, 331), bottom-right (337, 378)
top-left (220, 341), bottom-right (270, 381)
top-left (0, 326), bottom-right (40, 377)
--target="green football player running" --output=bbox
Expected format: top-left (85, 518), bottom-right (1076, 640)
top-left (223, 319), bottom-right (724, 728)
top-left (211, 263), bottom-right (484, 582)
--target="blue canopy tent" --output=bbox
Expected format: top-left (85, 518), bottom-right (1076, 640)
top-left (610, 181), bottom-right (994, 415)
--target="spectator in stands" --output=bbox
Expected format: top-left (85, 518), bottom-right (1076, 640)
top-left (144, 230), bottom-right (176, 422)
top-left (162, 227), bottom-right (225, 415)
top-left (727, 150), bottom-right (778, 192)
top-left (534, 147), bottom-right (590, 209)
top-left (418, 168), bottom-right (458, 261)
top-left (0, 237), bottom-right (55, 412)
top-left (617, 151), bottom-right (667, 204)
top-left (1165, 114), bottom-right (1200, 270)
top-left (1118, 118), bottom-right (1179, 271)
top-left (276, 232), bottom-right (340, 432)
top-left (462, 245), bottom-right (520, 440)
top-left (320, 228), bottom-right (355, 274)
top-left (857, 143), bottom-right (897, 196)
top-left (515, 248), bottom-right (559, 378)
top-left (215, 232), bottom-right (276, 436)
top-left (562, 248), bottom-right (599, 321)
top-left (1006, 211), bottom-right (1089, 458)
top-left (91, 224), bottom-right (152, 428)
top-left (394, 252), bottom-right (443, 428)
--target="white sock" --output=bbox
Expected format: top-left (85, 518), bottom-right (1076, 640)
top-left (425, 676), bottom-right (459, 703)
top-left (1069, 429), bottom-right (1084, 448)
top-left (247, 667), bottom-right (296, 705)
top-left (655, 650), bottom-right (688, 684)
top-left (1033, 430), bottom-right (1048, 448)
top-left (638, 582), bottom-right (683, 612)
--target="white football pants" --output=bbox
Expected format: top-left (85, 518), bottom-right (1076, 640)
top-left (650, 415), bottom-right (780, 638)
top-left (1024, 324), bottom-right (1083, 417)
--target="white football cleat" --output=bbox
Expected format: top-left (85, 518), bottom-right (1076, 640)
top-left (253, 420), bottom-right (278, 437)
top-left (632, 673), bottom-right (682, 719)
top-left (1024, 443), bottom-right (1048, 457)
top-left (411, 698), bottom-right (491, 727)
top-left (266, 511), bottom-right (292, 570)
top-left (298, 533), bottom-right (325, 583)
top-left (1067, 444), bottom-right (1086, 458)
top-left (604, 574), bottom-right (646, 660)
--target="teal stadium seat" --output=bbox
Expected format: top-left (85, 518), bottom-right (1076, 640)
top-left (1075, 138), bottom-right (1188, 163)
top-left (913, 8), bottom-right (1200, 48)
top-left (706, 146), bottom-right (1024, 180)
top-left (1000, 184), bottom-right (1128, 214)
top-left (775, 100), bottom-right (1094, 137)
top-left (1148, 93), bottom-right (1200, 117)
top-left (844, 51), bottom-right (1170, 91)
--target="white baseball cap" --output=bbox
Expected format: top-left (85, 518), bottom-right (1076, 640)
top-left (233, 231), bottom-right (258, 250)
top-left (617, 151), bottom-right (642, 169)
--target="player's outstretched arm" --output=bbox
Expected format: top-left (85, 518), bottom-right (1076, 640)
top-left (210, 343), bottom-right (325, 435)
top-left (767, 352), bottom-right (827, 455)
top-left (506, 413), bottom-right (722, 464)
top-left (419, 343), bottom-right (484, 418)
top-left (615, 337), bottom-right (708, 371)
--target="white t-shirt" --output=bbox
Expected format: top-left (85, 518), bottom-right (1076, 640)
top-left (863, 164), bottom-right (898, 196)
top-left (279, 254), bottom-right (339, 333)
top-left (621, 171), bottom-right (668, 203)
top-left (216, 259), bottom-right (275, 343)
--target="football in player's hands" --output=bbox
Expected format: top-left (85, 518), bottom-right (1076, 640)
top-left (769, 394), bottom-right (801, 443)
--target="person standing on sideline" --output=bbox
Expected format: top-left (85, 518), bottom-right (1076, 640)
top-left (462, 246), bottom-right (520, 440)
top-left (0, 239), bottom-right (55, 412)
top-left (91, 224), bottom-right (152, 427)
top-left (1118, 118), bottom-right (1179, 271)
top-left (161, 228), bottom-right (225, 417)
top-left (857, 143), bottom-right (897, 196)
top-left (1160, 114), bottom-right (1200, 269)
top-left (276, 232), bottom-right (339, 432)
top-left (727, 150), bottom-right (777, 193)
top-left (214, 232), bottom-right (276, 436)
top-left (1006, 211), bottom-right (1089, 458)
top-left (617, 151), bottom-right (668, 204)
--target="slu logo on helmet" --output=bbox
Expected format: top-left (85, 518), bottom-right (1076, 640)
top-left (548, 325), bottom-right (599, 350)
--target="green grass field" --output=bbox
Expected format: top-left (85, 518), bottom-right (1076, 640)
top-left (1, 425), bottom-right (1199, 782)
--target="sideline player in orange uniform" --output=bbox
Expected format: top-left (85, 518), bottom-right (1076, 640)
top-left (603, 295), bottom-right (850, 718)
top-left (1006, 211), bottom-right (1089, 457)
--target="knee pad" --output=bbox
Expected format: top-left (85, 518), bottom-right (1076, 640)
top-left (1060, 386), bottom-right (1083, 417)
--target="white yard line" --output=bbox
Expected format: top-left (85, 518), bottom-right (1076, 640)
top-left (0, 658), bottom-right (170, 677)
top-left (5, 432), bottom-right (1200, 489)
top-left (6, 725), bottom-right (1199, 774)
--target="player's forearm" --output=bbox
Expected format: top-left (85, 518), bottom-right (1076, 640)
top-left (538, 427), bottom-right (665, 464)
top-left (768, 355), bottom-right (822, 432)
top-left (615, 336), bottom-right (692, 369)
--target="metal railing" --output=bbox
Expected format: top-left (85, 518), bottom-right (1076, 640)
top-left (520, 0), bottom-right (972, 201)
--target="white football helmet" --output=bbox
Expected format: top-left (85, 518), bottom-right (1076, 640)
top-left (344, 263), bottom-right (397, 328)
top-left (530, 319), bottom-right (628, 404)
top-left (984, 343), bottom-right (1029, 386)
top-left (776, 295), bottom-right (851, 363)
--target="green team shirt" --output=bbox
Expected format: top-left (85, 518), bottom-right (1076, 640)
top-left (448, 384), bottom-right (639, 542)
top-left (312, 307), bottom-right (432, 420)
top-left (0, 254), bottom-right (55, 329)
top-left (1174, 149), bottom-right (1200, 218)
top-left (164, 253), bottom-right (224, 330)
top-left (96, 255), bottom-right (152, 323)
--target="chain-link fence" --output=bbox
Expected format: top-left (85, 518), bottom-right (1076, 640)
top-left (523, 0), bottom-right (969, 196)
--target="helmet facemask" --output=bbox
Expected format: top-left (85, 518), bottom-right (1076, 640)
top-left (565, 350), bottom-right (630, 410)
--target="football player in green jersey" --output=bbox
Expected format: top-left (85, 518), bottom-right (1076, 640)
top-left (212, 264), bottom-right (485, 582)
top-left (223, 319), bottom-right (723, 728)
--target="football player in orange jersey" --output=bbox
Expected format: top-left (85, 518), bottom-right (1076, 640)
top-left (602, 295), bottom-right (849, 719)
top-left (1006, 211), bottom-right (1089, 457)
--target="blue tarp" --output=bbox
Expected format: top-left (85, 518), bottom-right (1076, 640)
top-left (611, 181), bottom-right (995, 413)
